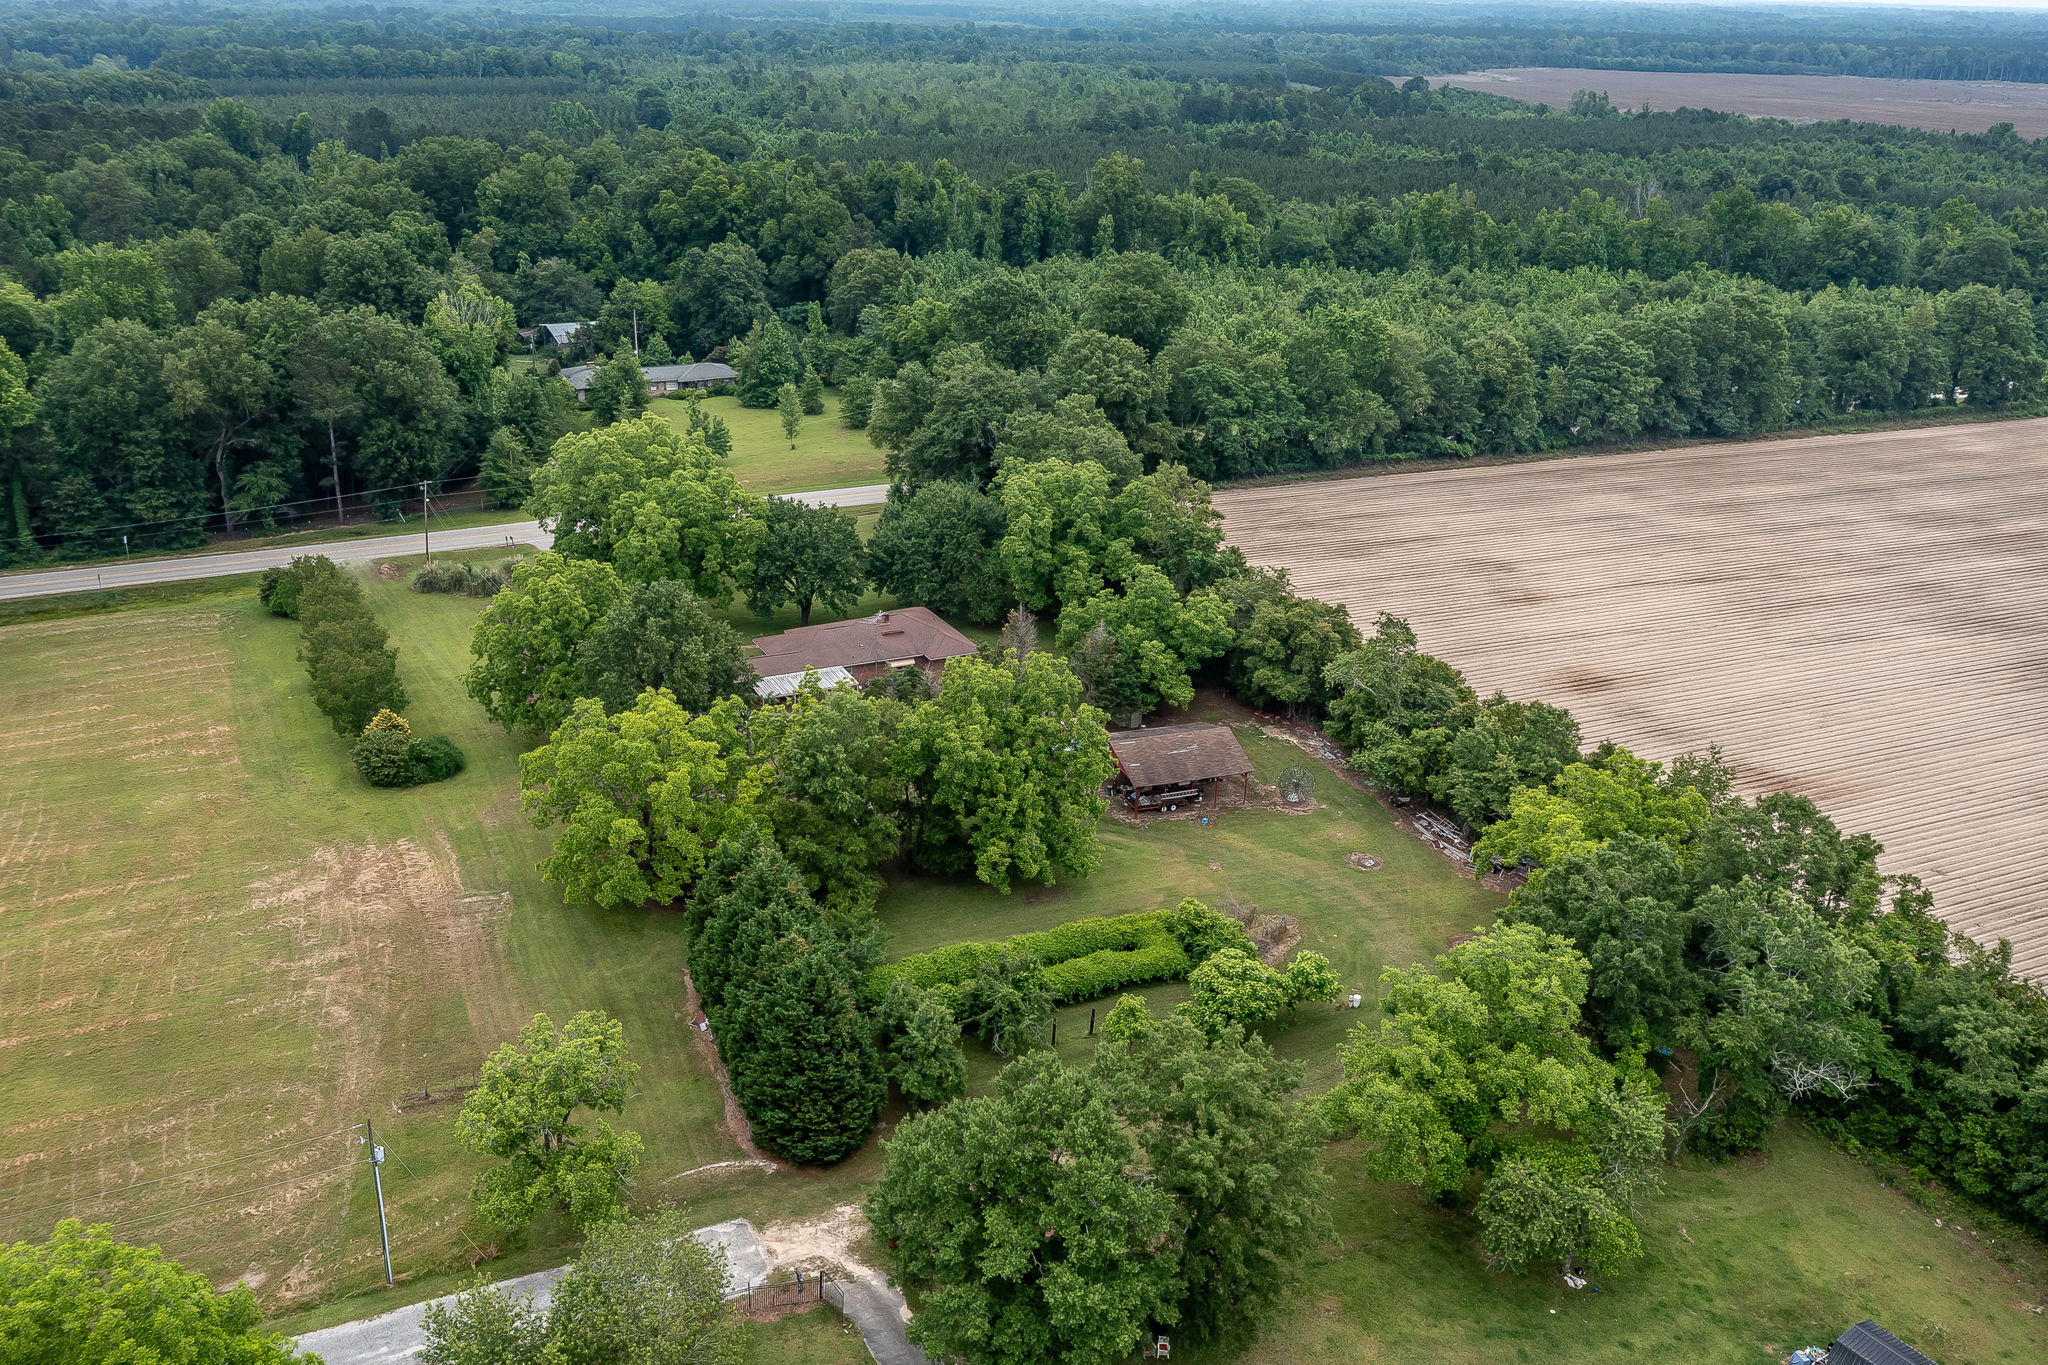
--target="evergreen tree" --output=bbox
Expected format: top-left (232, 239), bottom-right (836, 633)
top-left (640, 333), bottom-right (676, 366)
top-left (878, 979), bottom-right (968, 1106)
top-left (735, 318), bottom-right (799, 407)
top-left (799, 369), bottom-right (825, 415)
top-left (478, 428), bottom-right (533, 509)
top-left (777, 381), bottom-right (803, 448)
top-left (720, 930), bottom-right (887, 1163)
top-left (692, 834), bottom-right (884, 1163)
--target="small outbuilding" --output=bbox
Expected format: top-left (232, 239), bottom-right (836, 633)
top-left (1787, 1320), bottom-right (1942, 1365)
top-left (1107, 722), bottom-right (1254, 812)
top-left (539, 321), bottom-right (591, 348)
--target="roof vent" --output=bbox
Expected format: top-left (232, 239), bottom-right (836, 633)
top-left (874, 612), bottom-right (890, 623)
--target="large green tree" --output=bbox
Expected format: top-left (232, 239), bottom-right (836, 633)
top-left (526, 416), bottom-right (764, 595)
top-left (743, 496), bottom-right (866, 626)
top-left (546, 1210), bottom-right (743, 1365)
top-left (895, 652), bottom-right (1115, 891)
top-left (455, 1010), bottom-right (645, 1232)
top-left (866, 1052), bottom-right (1181, 1365)
top-left (464, 552), bottom-right (629, 734)
top-left (577, 578), bottom-right (750, 715)
top-left (0, 1221), bottom-right (310, 1364)
top-left (866, 481), bottom-right (1010, 625)
top-left (522, 692), bottom-right (762, 909)
top-left (1054, 564), bottom-right (1232, 720)
top-left (1321, 923), bottom-right (1667, 1270)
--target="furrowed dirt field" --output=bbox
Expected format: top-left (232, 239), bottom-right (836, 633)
top-left (1422, 67), bottom-right (2048, 137)
top-left (1216, 421), bottom-right (2048, 978)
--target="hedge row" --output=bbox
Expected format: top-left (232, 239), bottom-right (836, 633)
top-left (877, 910), bottom-right (1193, 1011)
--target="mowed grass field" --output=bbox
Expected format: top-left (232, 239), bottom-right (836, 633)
top-left (1217, 420), bottom-right (2048, 980)
top-left (0, 560), bottom-right (733, 1309)
top-left (648, 390), bottom-right (886, 494)
top-left (5, 557), bottom-right (2046, 1360)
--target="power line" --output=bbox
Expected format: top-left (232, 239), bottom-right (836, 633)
top-left (103, 1163), bottom-right (362, 1236)
top-left (29, 478), bottom-right (471, 543)
top-left (0, 1125), bottom-right (364, 1227)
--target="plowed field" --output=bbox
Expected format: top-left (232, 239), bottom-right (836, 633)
top-left (1216, 420), bottom-right (2048, 977)
top-left (1423, 67), bottom-right (2048, 138)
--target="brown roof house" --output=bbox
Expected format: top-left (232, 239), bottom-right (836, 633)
top-left (1107, 722), bottom-right (1254, 811)
top-left (749, 608), bottom-right (977, 700)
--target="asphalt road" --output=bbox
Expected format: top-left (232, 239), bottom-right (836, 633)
top-left (0, 483), bottom-right (891, 603)
top-left (295, 1220), bottom-right (773, 1365)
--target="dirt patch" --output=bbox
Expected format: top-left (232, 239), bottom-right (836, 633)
top-left (679, 967), bottom-right (783, 1169)
top-left (1106, 777), bottom-right (1315, 827)
top-left (372, 561), bottom-right (402, 579)
top-left (1345, 852), bottom-right (1382, 871)
top-left (252, 838), bottom-right (511, 1125)
top-left (757, 1204), bottom-right (900, 1321)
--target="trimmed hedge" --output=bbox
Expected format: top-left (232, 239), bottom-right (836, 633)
top-left (878, 910), bottom-right (1192, 1012)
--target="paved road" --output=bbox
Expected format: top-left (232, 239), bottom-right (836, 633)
top-left (292, 1214), bottom-right (928, 1365)
top-left (295, 1220), bottom-right (774, 1365)
top-left (0, 483), bottom-right (891, 603)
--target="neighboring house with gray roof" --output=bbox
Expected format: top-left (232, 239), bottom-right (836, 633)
top-left (559, 360), bottom-right (738, 402)
top-left (539, 321), bottom-right (590, 347)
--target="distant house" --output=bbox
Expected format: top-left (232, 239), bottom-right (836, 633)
top-left (747, 608), bottom-right (977, 693)
top-left (558, 360), bottom-right (739, 403)
top-left (1107, 722), bottom-right (1254, 811)
top-left (539, 321), bottom-right (590, 348)
top-left (1787, 1321), bottom-right (1941, 1365)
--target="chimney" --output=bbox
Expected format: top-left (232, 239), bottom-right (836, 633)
top-left (875, 611), bottom-right (890, 623)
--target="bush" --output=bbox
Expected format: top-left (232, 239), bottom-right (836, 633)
top-left (413, 557), bottom-right (522, 597)
top-left (350, 715), bottom-right (465, 787)
top-left (351, 727), bottom-right (417, 786)
top-left (258, 555), bottom-right (342, 618)
top-left (878, 909), bottom-right (1192, 1012)
top-left (411, 734), bottom-right (466, 782)
top-left (1164, 896), bottom-right (1257, 964)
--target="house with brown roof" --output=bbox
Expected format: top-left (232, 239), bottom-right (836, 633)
top-left (748, 608), bottom-right (978, 698)
top-left (1107, 722), bottom-right (1254, 811)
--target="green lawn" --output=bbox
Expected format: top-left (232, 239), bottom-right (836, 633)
top-left (6, 564), bottom-right (2044, 1361)
top-left (648, 390), bottom-right (887, 495)
top-left (0, 553), bottom-right (729, 1316)
top-left (739, 1304), bottom-right (870, 1365)
top-left (1206, 1125), bottom-right (2048, 1365)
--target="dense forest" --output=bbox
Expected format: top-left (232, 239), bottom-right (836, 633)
top-left (7, 2), bottom-right (2048, 561)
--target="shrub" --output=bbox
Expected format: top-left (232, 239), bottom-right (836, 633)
top-left (351, 727), bottom-right (417, 786)
top-left (878, 909), bottom-right (1193, 1012)
top-left (1164, 896), bottom-right (1257, 964)
top-left (411, 734), bottom-right (466, 783)
top-left (413, 557), bottom-right (522, 597)
top-left (257, 555), bottom-right (342, 618)
top-left (350, 715), bottom-right (465, 788)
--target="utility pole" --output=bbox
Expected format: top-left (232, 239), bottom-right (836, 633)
top-left (365, 1119), bottom-right (393, 1286)
top-left (419, 481), bottom-right (431, 565)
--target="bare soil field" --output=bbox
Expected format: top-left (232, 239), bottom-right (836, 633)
top-left (1422, 67), bottom-right (2048, 137)
top-left (1216, 420), bottom-right (2048, 978)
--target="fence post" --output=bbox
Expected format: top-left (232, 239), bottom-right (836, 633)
top-left (1088, 1008), bottom-right (1096, 1036)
